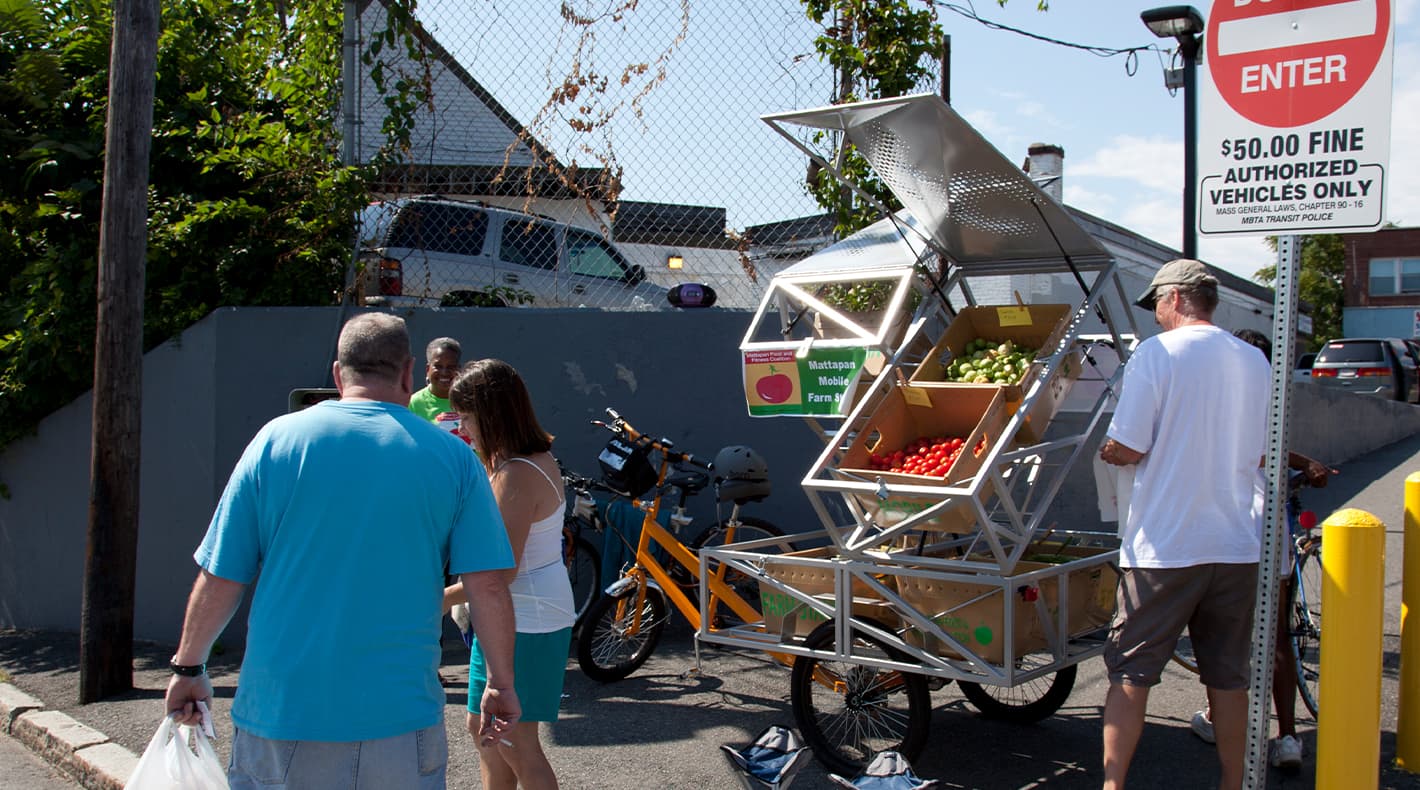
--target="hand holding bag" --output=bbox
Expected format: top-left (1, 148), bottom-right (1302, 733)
top-left (124, 708), bottom-right (228, 790)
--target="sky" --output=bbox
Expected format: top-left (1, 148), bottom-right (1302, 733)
top-left (417, 0), bottom-right (1418, 283)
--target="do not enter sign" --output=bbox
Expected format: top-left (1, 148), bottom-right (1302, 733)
top-left (1206, 0), bottom-right (1391, 128)
top-left (1198, 0), bottom-right (1394, 237)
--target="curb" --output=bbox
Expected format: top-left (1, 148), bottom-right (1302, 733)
top-left (0, 682), bottom-right (136, 790)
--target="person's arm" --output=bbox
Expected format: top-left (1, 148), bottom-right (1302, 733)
top-left (1099, 437), bottom-right (1145, 466)
top-left (459, 569), bottom-right (520, 745)
top-left (1288, 451), bottom-right (1335, 488)
top-left (164, 570), bottom-right (246, 726)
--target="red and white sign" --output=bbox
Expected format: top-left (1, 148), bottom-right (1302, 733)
top-left (1207, 0), bottom-right (1391, 128)
top-left (1198, 0), bottom-right (1394, 237)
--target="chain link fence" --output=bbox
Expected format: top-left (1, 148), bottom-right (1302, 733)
top-left (347, 0), bottom-right (943, 311)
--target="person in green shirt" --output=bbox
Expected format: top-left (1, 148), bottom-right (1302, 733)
top-left (410, 336), bottom-right (462, 426)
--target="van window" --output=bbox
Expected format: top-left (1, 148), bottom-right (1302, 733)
top-left (387, 203), bottom-right (488, 257)
top-left (1318, 340), bottom-right (1387, 364)
top-left (499, 218), bottom-right (558, 270)
top-left (566, 228), bottom-right (629, 280)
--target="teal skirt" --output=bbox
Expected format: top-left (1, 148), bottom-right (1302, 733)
top-left (468, 628), bottom-right (572, 722)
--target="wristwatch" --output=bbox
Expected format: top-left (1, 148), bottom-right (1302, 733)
top-left (169, 657), bottom-right (207, 677)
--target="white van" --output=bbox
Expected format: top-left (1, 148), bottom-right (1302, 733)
top-left (357, 197), bottom-right (665, 309)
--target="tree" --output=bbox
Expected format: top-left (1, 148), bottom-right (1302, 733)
top-left (801, 0), bottom-right (1044, 237)
top-left (802, 0), bottom-right (943, 236)
top-left (1254, 234), bottom-right (1344, 351)
top-left (0, 0), bottom-right (421, 451)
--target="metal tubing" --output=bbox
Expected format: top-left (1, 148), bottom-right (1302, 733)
top-left (1316, 508), bottom-right (1386, 790)
top-left (1399, 474), bottom-right (1420, 772)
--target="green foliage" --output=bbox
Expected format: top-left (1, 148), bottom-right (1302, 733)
top-left (803, 0), bottom-right (942, 237)
top-left (1254, 234), bottom-right (1344, 351)
top-left (0, 0), bottom-right (425, 448)
top-left (801, 1), bottom-right (1042, 237)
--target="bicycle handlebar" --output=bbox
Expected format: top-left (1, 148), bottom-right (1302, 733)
top-left (593, 407), bottom-right (710, 470)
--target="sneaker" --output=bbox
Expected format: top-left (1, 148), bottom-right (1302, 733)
top-left (1270, 735), bottom-right (1303, 771)
top-left (1190, 710), bottom-right (1216, 744)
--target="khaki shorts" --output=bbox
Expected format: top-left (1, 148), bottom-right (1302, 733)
top-left (1104, 563), bottom-right (1259, 690)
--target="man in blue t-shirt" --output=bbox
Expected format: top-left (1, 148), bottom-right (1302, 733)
top-left (164, 313), bottom-right (519, 788)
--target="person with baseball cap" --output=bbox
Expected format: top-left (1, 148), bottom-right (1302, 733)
top-left (1097, 259), bottom-right (1272, 790)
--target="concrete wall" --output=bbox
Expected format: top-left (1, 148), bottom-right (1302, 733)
top-left (2, 307), bottom-right (1416, 644)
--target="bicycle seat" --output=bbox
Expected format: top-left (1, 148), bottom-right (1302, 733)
top-left (664, 468), bottom-right (710, 495)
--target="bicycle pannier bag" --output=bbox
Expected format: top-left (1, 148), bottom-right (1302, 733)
top-left (598, 436), bottom-right (657, 497)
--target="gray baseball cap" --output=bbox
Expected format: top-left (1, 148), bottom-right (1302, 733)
top-left (1136, 258), bottom-right (1219, 310)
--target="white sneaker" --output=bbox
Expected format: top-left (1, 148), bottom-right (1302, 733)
top-left (1270, 735), bottom-right (1303, 770)
top-left (1190, 710), bottom-right (1216, 744)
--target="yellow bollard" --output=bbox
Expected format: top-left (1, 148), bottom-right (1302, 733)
top-left (1316, 508), bottom-right (1385, 790)
top-left (1400, 474), bottom-right (1420, 773)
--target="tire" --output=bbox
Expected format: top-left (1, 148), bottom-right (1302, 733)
top-left (1171, 634), bottom-right (1200, 675)
top-left (958, 659), bottom-right (1077, 723)
top-left (576, 584), bottom-right (667, 683)
top-left (1292, 544), bottom-right (1323, 718)
top-left (790, 620), bottom-right (931, 776)
top-left (687, 516), bottom-right (792, 627)
top-left (564, 530), bottom-right (601, 626)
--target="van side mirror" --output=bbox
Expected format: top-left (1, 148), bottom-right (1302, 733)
top-left (627, 264), bottom-right (647, 286)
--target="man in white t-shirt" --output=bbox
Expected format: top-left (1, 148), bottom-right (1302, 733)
top-left (1097, 259), bottom-right (1270, 790)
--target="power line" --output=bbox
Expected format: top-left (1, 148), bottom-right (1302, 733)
top-left (932, 0), bottom-right (1171, 76)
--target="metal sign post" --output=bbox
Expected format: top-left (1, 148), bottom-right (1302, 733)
top-left (1246, 234), bottom-right (1303, 789)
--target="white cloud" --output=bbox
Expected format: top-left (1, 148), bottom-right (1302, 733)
top-left (962, 109), bottom-right (1007, 140)
top-left (1071, 135), bottom-right (1182, 193)
top-left (1384, 41), bottom-right (1420, 226)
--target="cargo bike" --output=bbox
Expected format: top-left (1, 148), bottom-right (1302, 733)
top-left (688, 94), bottom-right (1149, 775)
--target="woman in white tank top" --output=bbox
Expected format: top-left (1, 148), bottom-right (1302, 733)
top-left (443, 359), bottom-right (572, 790)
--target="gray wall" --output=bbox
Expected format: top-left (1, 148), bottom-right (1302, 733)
top-left (2, 307), bottom-right (1417, 644)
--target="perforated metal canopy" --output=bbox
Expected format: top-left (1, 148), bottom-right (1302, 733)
top-left (763, 93), bottom-right (1110, 274)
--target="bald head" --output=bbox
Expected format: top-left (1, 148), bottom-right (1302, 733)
top-left (336, 313), bottom-right (411, 388)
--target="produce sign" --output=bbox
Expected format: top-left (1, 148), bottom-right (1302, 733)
top-left (743, 347), bottom-right (873, 417)
top-left (937, 338), bottom-right (1036, 385)
top-left (864, 434), bottom-right (977, 479)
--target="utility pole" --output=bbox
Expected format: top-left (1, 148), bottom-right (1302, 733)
top-left (80, 0), bottom-right (160, 704)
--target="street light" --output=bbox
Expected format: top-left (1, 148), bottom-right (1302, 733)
top-left (1141, 5), bottom-right (1204, 260)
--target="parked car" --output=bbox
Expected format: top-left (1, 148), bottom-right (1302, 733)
top-left (356, 197), bottom-right (664, 310)
top-left (1291, 351), bottom-right (1317, 383)
top-left (1309, 338), bottom-right (1420, 402)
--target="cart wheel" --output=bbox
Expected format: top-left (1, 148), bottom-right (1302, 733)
top-left (958, 659), bottom-right (1077, 724)
top-left (790, 619), bottom-right (931, 776)
top-left (576, 585), bottom-right (667, 683)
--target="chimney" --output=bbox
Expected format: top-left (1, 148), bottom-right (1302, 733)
top-left (1026, 143), bottom-right (1064, 203)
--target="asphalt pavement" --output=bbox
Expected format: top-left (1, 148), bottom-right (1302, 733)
top-left (3, 434), bottom-right (1419, 789)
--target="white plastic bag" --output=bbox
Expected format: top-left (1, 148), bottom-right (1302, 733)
top-left (124, 712), bottom-right (228, 790)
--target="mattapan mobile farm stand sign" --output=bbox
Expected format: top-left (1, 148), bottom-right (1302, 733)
top-left (1199, 0), bottom-right (1395, 236)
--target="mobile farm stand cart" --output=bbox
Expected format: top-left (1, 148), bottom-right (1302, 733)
top-left (696, 94), bottom-right (1146, 775)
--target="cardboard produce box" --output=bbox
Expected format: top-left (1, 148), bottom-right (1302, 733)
top-left (840, 385), bottom-right (1006, 533)
top-left (759, 547), bottom-right (896, 638)
top-left (897, 544), bottom-right (1117, 663)
top-left (909, 304), bottom-right (1080, 445)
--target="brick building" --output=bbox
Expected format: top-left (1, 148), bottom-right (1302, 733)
top-left (1342, 226), bottom-right (1420, 338)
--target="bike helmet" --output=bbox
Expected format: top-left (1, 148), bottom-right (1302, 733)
top-left (712, 445), bottom-right (771, 504)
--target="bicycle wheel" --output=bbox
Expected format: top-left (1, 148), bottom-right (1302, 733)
top-left (576, 584), bottom-right (667, 683)
top-left (564, 531), bottom-right (601, 626)
top-left (1171, 633), bottom-right (1200, 675)
top-left (689, 516), bottom-right (791, 627)
top-left (1292, 542), bottom-right (1322, 718)
top-left (957, 654), bottom-right (1077, 723)
top-left (790, 620), bottom-right (931, 776)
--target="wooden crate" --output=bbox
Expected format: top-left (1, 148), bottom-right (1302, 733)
top-left (759, 547), bottom-right (894, 638)
top-left (909, 304), bottom-right (1080, 444)
top-left (839, 385), bottom-right (1006, 533)
top-left (897, 544), bottom-right (1117, 663)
